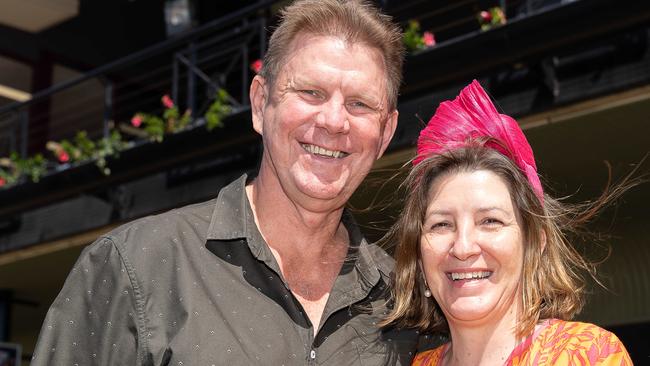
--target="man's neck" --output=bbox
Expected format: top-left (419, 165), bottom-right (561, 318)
top-left (245, 175), bottom-right (351, 333)
top-left (246, 172), bottom-right (348, 253)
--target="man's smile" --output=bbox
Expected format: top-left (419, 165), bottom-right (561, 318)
top-left (300, 143), bottom-right (350, 159)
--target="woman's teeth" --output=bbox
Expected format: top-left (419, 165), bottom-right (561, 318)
top-left (449, 271), bottom-right (492, 281)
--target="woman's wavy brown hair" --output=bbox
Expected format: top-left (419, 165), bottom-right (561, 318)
top-left (380, 141), bottom-right (636, 338)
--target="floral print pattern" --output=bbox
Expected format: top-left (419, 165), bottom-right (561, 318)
top-left (412, 319), bottom-right (632, 365)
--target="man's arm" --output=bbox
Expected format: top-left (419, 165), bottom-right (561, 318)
top-left (31, 237), bottom-right (145, 365)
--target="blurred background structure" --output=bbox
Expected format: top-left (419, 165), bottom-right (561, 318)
top-left (0, 0), bottom-right (649, 364)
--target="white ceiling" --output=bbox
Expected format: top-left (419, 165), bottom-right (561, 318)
top-left (0, 0), bottom-right (78, 33)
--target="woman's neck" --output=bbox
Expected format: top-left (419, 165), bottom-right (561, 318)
top-left (443, 307), bottom-right (521, 366)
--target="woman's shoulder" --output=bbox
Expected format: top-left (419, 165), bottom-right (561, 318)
top-left (541, 319), bottom-right (622, 344)
top-left (519, 319), bottom-right (632, 365)
top-left (412, 344), bottom-right (448, 366)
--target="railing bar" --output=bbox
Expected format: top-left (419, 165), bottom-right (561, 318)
top-left (17, 88), bottom-right (107, 125)
top-left (32, 106), bottom-right (106, 132)
top-left (403, 0), bottom-right (474, 25)
top-left (193, 44), bottom-right (246, 66)
top-left (176, 54), bottom-right (219, 87)
top-left (181, 19), bottom-right (262, 53)
top-left (29, 96), bottom-right (114, 127)
top-left (260, 14), bottom-right (267, 56)
top-left (109, 64), bottom-right (175, 93)
top-left (242, 44), bottom-right (249, 105)
top-left (176, 54), bottom-right (241, 107)
top-left (111, 79), bottom-right (176, 108)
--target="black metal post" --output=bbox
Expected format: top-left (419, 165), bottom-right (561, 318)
top-left (259, 16), bottom-right (267, 56)
top-left (4, 112), bottom-right (18, 153)
top-left (103, 80), bottom-right (113, 138)
top-left (242, 45), bottom-right (249, 105)
top-left (19, 110), bottom-right (28, 158)
top-left (0, 290), bottom-right (11, 342)
top-left (187, 43), bottom-right (197, 114)
top-left (172, 53), bottom-right (179, 104)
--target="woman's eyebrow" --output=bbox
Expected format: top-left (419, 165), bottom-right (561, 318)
top-left (425, 209), bottom-right (453, 216)
top-left (477, 206), bottom-right (513, 217)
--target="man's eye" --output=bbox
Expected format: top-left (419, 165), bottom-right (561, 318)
top-left (299, 90), bottom-right (320, 97)
top-left (350, 101), bottom-right (369, 108)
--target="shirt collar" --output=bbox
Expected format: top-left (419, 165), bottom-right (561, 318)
top-left (206, 174), bottom-right (381, 286)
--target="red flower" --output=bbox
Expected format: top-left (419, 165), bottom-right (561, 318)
top-left (0, 177), bottom-right (5, 187)
top-left (58, 151), bottom-right (70, 163)
top-left (480, 10), bottom-right (492, 23)
top-left (131, 115), bottom-right (143, 128)
top-left (250, 59), bottom-right (263, 74)
top-left (161, 94), bottom-right (174, 109)
top-left (423, 32), bottom-right (436, 47)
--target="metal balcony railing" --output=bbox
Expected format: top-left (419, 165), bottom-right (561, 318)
top-left (0, 1), bottom-right (273, 159)
top-left (0, 0), bottom-right (577, 189)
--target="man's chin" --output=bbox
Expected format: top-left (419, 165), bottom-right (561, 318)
top-left (290, 178), bottom-right (353, 207)
top-left (298, 182), bottom-right (347, 200)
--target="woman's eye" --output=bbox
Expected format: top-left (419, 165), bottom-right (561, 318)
top-left (482, 218), bottom-right (503, 226)
top-left (430, 222), bottom-right (451, 230)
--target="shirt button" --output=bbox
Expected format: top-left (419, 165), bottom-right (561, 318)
top-left (310, 350), bottom-right (316, 359)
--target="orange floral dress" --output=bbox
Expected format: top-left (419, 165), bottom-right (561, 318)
top-left (412, 319), bottom-right (632, 365)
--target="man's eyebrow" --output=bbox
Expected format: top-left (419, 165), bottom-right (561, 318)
top-left (290, 75), bottom-right (318, 87)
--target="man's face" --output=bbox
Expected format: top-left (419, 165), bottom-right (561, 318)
top-left (250, 34), bottom-right (397, 211)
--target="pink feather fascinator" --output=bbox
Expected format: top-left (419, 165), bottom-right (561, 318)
top-left (414, 80), bottom-right (544, 202)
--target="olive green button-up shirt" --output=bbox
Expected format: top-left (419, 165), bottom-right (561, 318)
top-left (32, 175), bottom-right (430, 365)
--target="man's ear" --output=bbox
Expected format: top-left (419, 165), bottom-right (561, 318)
top-left (376, 109), bottom-right (398, 159)
top-left (250, 75), bottom-right (267, 135)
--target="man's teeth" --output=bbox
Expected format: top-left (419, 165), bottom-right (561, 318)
top-left (450, 271), bottom-right (492, 281)
top-left (301, 143), bottom-right (347, 158)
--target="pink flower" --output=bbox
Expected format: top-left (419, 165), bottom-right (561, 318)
top-left (0, 177), bottom-right (5, 187)
top-left (58, 151), bottom-right (70, 163)
top-left (423, 32), bottom-right (436, 47)
top-left (131, 115), bottom-right (143, 128)
top-left (480, 10), bottom-right (492, 23)
top-left (250, 59), bottom-right (263, 74)
top-left (161, 94), bottom-right (174, 109)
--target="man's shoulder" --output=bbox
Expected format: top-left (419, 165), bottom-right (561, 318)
top-left (99, 198), bottom-right (218, 259)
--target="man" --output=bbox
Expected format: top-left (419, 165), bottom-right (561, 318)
top-left (32, 1), bottom-right (433, 364)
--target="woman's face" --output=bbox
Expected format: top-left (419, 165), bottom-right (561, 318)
top-left (419, 170), bottom-right (524, 328)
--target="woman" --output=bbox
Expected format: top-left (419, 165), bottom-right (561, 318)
top-left (382, 81), bottom-right (633, 365)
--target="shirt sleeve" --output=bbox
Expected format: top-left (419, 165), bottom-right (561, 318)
top-left (590, 331), bottom-right (634, 366)
top-left (550, 323), bottom-right (634, 366)
top-left (30, 236), bottom-right (145, 365)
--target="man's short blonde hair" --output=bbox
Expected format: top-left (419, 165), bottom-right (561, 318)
top-left (261, 0), bottom-right (404, 110)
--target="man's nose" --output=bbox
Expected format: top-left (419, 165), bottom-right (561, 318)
top-left (449, 221), bottom-right (481, 261)
top-left (315, 97), bottom-right (350, 134)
